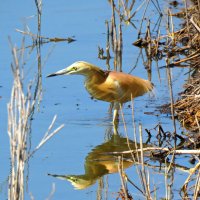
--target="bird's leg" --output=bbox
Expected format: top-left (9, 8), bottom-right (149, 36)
top-left (112, 102), bottom-right (120, 126)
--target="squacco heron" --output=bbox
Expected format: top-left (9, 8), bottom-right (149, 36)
top-left (47, 61), bottom-right (153, 124)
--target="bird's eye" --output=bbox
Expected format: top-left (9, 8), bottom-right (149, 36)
top-left (73, 67), bottom-right (77, 71)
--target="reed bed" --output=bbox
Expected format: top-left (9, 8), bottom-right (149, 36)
top-left (7, 39), bottom-right (64, 200)
top-left (169, 0), bottom-right (200, 133)
top-left (157, 1), bottom-right (200, 133)
top-left (7, 40), bottom-right (35, 200)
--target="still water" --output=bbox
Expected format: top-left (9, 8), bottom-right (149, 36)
top-left (0, 0), bottom-right (192, 199)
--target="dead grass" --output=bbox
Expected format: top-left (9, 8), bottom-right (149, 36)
top-left (169, 1), bottom-right (200, 133)
top-left (174, 72), bottom-right (200, 132)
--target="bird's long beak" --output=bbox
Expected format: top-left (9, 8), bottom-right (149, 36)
top-left (46, 68), bottom-right (70, 77)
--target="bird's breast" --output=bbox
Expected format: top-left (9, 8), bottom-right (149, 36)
top-left (85, 77), bottom-right (124, 103)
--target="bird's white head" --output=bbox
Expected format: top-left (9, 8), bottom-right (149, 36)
top-left (47, 61), bottom-right (96, 77)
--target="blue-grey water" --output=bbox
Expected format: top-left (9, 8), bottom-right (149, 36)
top-left (0, 0), bottom-right (193, 199)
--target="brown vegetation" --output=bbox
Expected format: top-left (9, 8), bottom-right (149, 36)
top-left (170, 1), bottom-right (200, 132)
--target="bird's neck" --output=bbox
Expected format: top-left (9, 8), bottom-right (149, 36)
top-left (85, 69), bottom-right (108, 84)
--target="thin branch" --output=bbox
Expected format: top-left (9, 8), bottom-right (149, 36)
top-left (190, 15), bottom-right (200, 33)
top-left (29, 116), bottom-right (64, 158)
top-left (110, 147), bottom-right (200, 155)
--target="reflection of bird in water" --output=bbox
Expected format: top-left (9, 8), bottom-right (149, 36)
top-left (48, 173), bottom-right (97, 190)
top-left (48, 134), bottom-right (150, 190)
top-left (47, 61), bottom-right (153, 124)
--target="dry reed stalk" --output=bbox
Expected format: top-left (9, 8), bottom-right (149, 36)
top-left (181, 161), bottom-right (200, 198)
top-left (97, 177), bottom-right (104, 200)
top-left (117, 156), bottom-right (129, 199)
top-left (7, 44), bottom-right (35, 200)
top-left (16, 29), bottom-right (76, 44)
top-left (105, 20), bottom-right (111, 69)
top-left (120, 104), bottom-right (154, 199)
top-left (119, 103), bottom-right (136, 161)
top-left (166, 9), bottom-right (177, 141)
top-left (138, 124), bottom-right (152, 199)
top-left (119, 103), bottom-right (149, 198)
top-left (29, 115), bottom-right (64, 158)
top-left (106, 0), bottom-right (125, 117)
top-left (118, 104), bottom-right (132, 199)
top-left (110, 0), bottom-right (117, 55)
top-left (164, 149), bottom-right (176, 200)
top-left (108, 0), bottom-right (124, 71)
top-left (166, 58), bottom-right (177, 136)
top-left (183, 0), bottom-right (190, 42)
top-left (110, 147), bottom-right (200, 155)
top-left (7, 40), bottom-right (64, 200)
top-left (138, 0), bottom-right (150, 38)
top-left (34, 0), bottom-right (42, 38)
top-left (193, 168), bottom-right (200, 200)
top-left (46, 183), bottom-right (56, 200)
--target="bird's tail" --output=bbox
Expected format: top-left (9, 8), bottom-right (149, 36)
top-left (145, 80), bottom-right (155, 97)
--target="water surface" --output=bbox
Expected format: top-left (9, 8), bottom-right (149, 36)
top-left (0, 1), bottom-right (192, 199)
